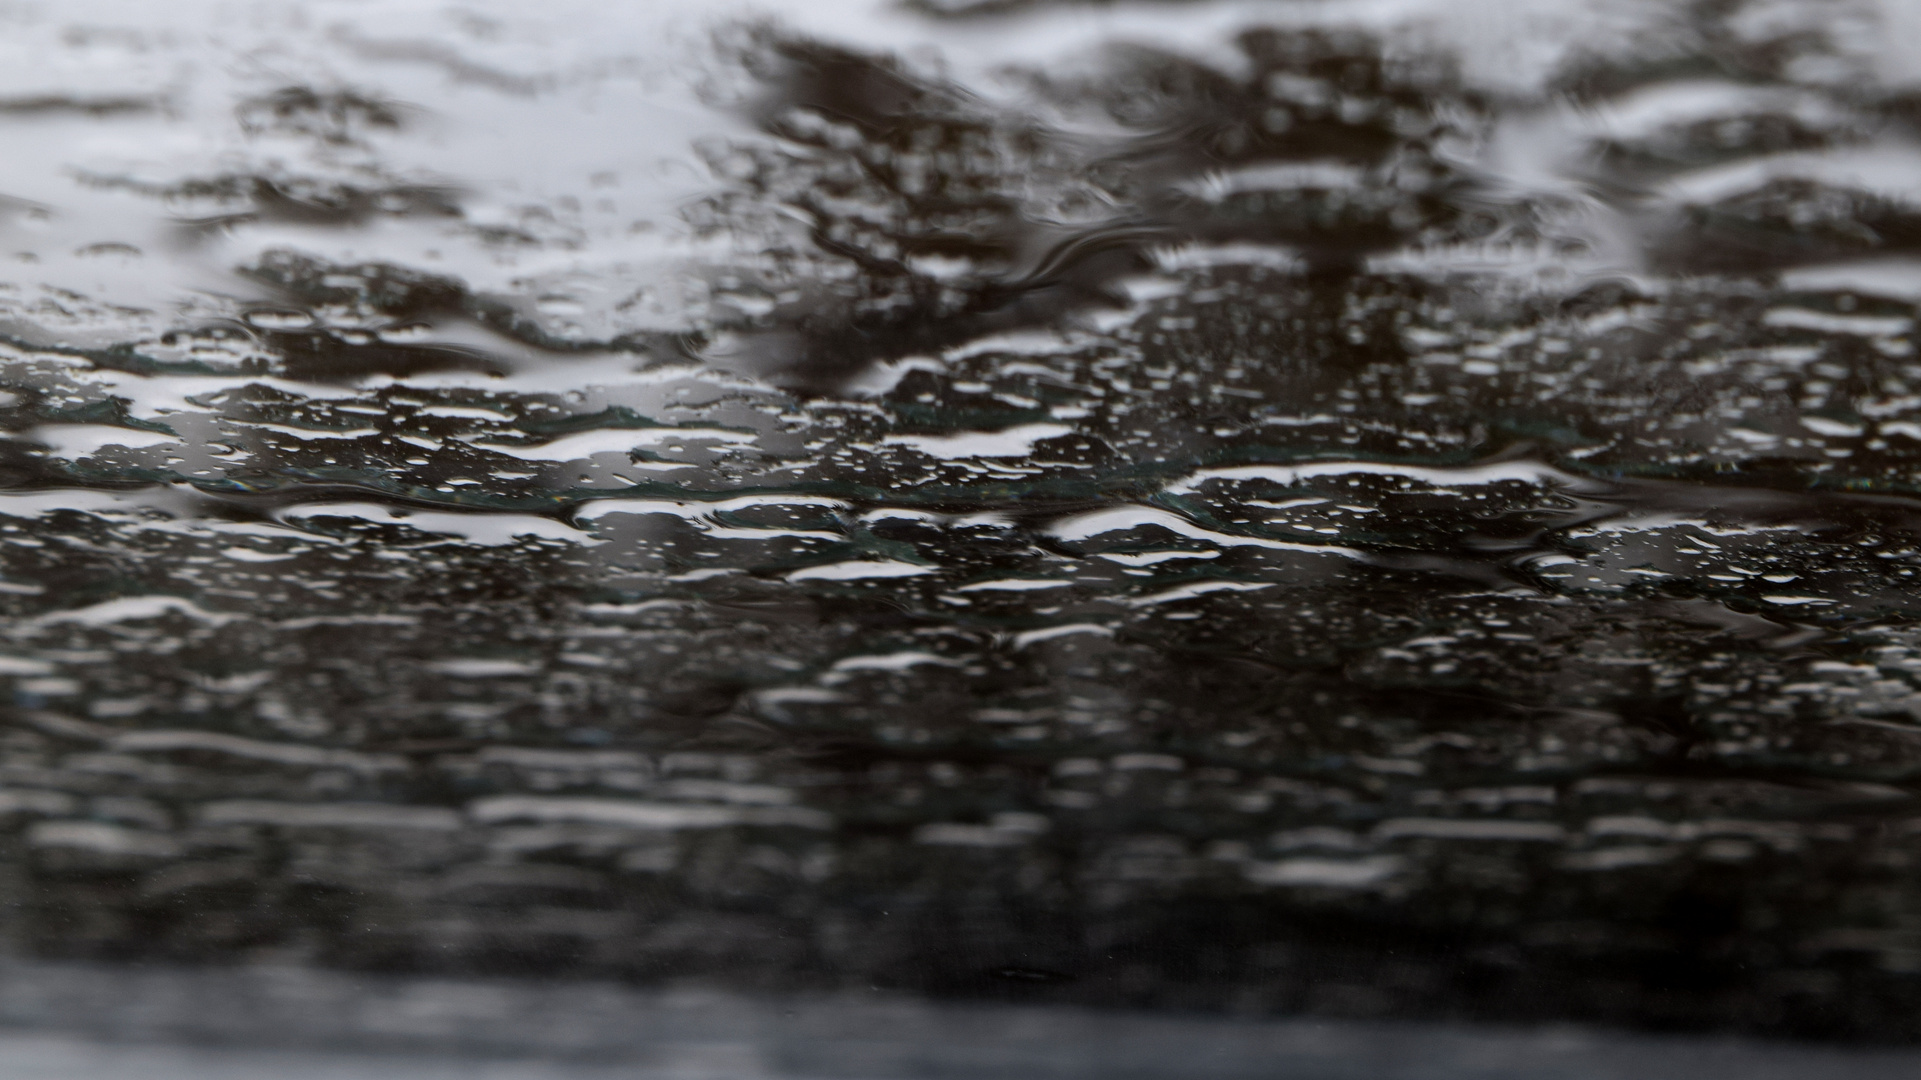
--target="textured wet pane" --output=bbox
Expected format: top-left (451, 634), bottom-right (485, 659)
top-left (5, 0), bottom-right (1921, 1047)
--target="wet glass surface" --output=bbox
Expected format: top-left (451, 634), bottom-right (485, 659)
top-left (6, 0), bottom-right (1921, 1048)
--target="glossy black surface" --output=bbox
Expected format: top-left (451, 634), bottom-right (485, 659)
top-left (5, 0), bottom-right (1921, 1049)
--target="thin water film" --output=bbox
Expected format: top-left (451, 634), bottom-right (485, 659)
top-left (1, 0), bottom-right (1921, 1041)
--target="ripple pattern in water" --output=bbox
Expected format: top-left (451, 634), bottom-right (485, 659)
top-left (4, 0), bottom-right (1921, 1039)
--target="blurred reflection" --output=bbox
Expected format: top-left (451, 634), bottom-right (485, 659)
top-left (2, 0), bottom-right (1921, 1051)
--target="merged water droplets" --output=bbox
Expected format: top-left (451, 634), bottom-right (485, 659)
top-left (3, 0), bottom-right (1921, 1038)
